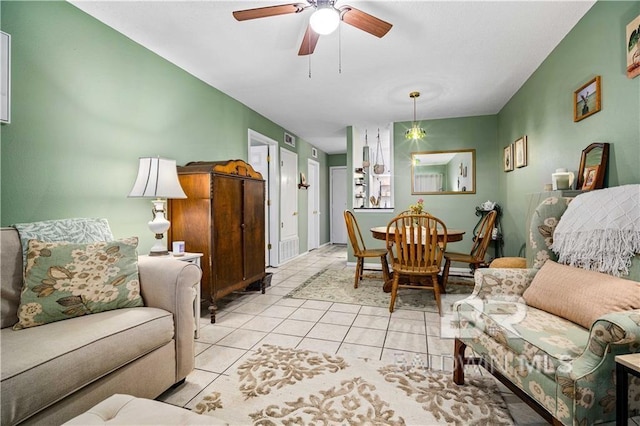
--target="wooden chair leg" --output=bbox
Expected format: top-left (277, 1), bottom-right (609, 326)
top-left (354, 257), bottom-right (362, 288)
top-left (453, 338), bottom-right (467, 385)
top-left (441, 257), bottom-right (451, 293)
top-left (389, 273), bottom-right (400, 313)
top-left (433, 273), bottom-right (443, 316)
top-left (380, 254), bottom-right (390, 283)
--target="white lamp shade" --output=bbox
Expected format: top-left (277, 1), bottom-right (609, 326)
top-left (128, 157), bottom-right (187, 199)
top-left (309, 7), bottom-right (340, 35)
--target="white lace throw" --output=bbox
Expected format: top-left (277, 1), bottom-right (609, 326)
top-left (551, 184), bottom-right (640, 277)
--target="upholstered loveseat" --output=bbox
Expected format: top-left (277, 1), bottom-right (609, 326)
top-left (1, 221), bottom-right (201, 425)
top-left (453, 189), bottom-right (640, 425)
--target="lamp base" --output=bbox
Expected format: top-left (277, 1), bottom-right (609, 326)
top-left (148, 199), bottom-right (171, 256)
top-left (148, 248), bottom-right (170, 257)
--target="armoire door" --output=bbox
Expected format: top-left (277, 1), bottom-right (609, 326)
top-left (212, 175), bottom-right (244, 295)
top-left (243, 178), bottom-right (265, 280)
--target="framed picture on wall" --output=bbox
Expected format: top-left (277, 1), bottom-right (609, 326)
top-left (573, 76), bottom-right (601, 122)
top-left (1, 31), bottom-right (10, 124)
top-left (503, 144), bottom-right (514, 172)
top-left (626, 14), bottom-right (640, 79)
top-left (514, 136), bottom-right (527, 168)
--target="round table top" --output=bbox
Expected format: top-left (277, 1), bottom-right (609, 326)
top-left (370, 226), bottom-right (465, 243)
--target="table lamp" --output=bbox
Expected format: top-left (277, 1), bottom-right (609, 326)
top-left (128, 157), bottom-right (187, 256)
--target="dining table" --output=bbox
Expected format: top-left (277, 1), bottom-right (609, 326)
top-left (370, 226), bottom-right (466, 292)
top-left (370, 226), bottom-right (466, 243)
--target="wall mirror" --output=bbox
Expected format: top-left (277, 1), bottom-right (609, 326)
top-left (411, 149), bottom-right (476, 194)
top-left (576, 142), bottom-right (609, 191)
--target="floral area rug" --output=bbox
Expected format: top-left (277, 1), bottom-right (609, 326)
top-left (193, 344), bottom-right (514, 425)
top-left (285, 268), bottom-right (474, 313)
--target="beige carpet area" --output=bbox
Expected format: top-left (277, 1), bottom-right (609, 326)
top-left (192, 344), bottom-right (514, 425)
top-left (285, 268), bottom-right (474, 312)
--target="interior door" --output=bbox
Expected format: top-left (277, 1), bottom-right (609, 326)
top-left (280, 148), bottom-right (298, 246)
top-left (307, 159), bottom-right (320, 251)
top-left (249, 144), bottom-right (270, 266)
top-left (331, 166), bottom-right (348, 244)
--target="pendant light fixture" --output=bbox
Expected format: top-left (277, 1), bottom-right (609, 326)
top-left (405, 91), bottom-right (426, 140)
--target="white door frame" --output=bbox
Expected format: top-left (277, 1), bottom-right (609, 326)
top-left (307, 159), bottom-right (320, 251)
top-left (248, 129), bottom-right (280, 267)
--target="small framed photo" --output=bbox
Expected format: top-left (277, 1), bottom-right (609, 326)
top-left (626, 14), bottom-right (640, 79)
top-left (582, 166), bottom-right (599, 191)
top-left (514, 136), bottom-right (527, 168)
top-left (503, 144), bottom-right (514, 172)
top-left (573, 76), bottom-right (601, 122)
top-left (284, 132), bottom-right (295, 148)
top-left (311, 147), bottom-right (318, 158)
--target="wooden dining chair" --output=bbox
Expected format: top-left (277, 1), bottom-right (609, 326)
top-left (386, 213), bottom-right (448, 315)
top-left (441, 210), bottom-right (497, 291)
top-left (343, 210), bottom-right (390, 289)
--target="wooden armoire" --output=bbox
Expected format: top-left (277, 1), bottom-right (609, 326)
top-left (168, 159), bottom-right (266, 323)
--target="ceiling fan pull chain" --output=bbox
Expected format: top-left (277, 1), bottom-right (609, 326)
top-left (338, 21), bottom-right (342, 74)
top-left (308, 28), bottom-right (312, 78)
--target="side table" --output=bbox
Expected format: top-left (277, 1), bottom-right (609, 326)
top-left (140, 252), bottom-right (204, 339)
top-left (615, 353), bottom-right (640, 425)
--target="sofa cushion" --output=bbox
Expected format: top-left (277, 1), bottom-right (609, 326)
top-left (13, 218), bottom-right (114, 265)
top-left (14, 238), bottom-right (144, 330)
top-left (1, 307), bottom-right (174, 425)
top-left (522, 260), bottom-right (640, 329)
top-left (458, 297), bottom-right (590, 379)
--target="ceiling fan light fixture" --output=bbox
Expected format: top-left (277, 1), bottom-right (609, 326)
top-left (405, 91), bottom-right (426, 140)
top-left (309, 7), bottom-right (340, 35)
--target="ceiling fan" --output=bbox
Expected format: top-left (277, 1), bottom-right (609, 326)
top-left (232, 0), bottom-right (392, 56)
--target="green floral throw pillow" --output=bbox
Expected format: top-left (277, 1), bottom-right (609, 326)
top-left (14, 237), bottom-right (144, 330)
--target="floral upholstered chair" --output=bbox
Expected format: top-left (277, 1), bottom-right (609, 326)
top-left (453, 195), bottom-right (640, 426)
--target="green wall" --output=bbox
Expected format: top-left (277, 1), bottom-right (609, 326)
top-left (0, 1), bottom-right (331, 254)
top-left (497, 1), bottom-right (640, 255)
top-left (328, 154), bottom-right (347, 167)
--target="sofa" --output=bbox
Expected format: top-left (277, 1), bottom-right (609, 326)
top-left (453, 190), bottom-right (640, 425)
top-left (1, 224), bottom-right (201, 425)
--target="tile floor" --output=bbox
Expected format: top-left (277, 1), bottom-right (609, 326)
top-left (158, 244), bottom-right (635, 425)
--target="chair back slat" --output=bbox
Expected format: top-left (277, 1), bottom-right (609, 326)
top-left (470, 210), bottom-right (497, 262)
top-left (386, 214), bottom-right (447, 274)
top-left (344, 210), bottom-right (367, 256)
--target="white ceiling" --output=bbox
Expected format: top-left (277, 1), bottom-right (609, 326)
top-left (69, 0), bottom-right (595, 154)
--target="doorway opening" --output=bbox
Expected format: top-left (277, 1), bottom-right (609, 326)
top-left (248, 129), bottom-right (280, 267)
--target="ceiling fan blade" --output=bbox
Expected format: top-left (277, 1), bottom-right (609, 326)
top-left (298, 25), bottom-right (320, 56)
top-left (233, 3), bottom-right (306, 21)
top-left (340, 6), bottom-right (392, 38)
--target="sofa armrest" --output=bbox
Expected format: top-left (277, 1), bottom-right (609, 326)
top-left (137, 256), bottom-right (202, 382)
top-left (471, 268), bottom-right (538, 299)
top-left (564, 309), bottom-right (640, 379)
